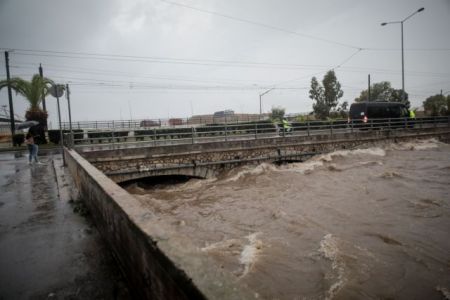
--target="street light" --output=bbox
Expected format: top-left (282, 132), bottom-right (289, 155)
top-left (49, 84), bottom-right (66, 166)
top-left (259, 88), bottom-right (275, 117)
top-left (381, 7), bottom-right (424, 102)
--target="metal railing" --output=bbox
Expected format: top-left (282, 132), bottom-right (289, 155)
top-left (64, 116), bottom-right (450, 150)
top-left (59, 115), bottom-right (271, 130)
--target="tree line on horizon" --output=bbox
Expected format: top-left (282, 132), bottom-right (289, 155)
top-left (300, 70), bottom-right (450, 120)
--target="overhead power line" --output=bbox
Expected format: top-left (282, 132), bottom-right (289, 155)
top-left (159, 0), bottom-right (362, 50)
top-left (159, 1), bottom-right (450, 53)
top-left (9, 58), bottom-right (450, 79)
top-left (5, 48), bottom-right (346, 70)
top-left (270, 48), bottom-right (363, 88)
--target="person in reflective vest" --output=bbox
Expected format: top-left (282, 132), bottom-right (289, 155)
top-left (409, 109), bottom-right (416, 118)
top-left (282, 118), bottom-right (292, 134)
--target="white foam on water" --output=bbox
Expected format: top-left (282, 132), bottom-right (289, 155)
top-left (319, 147), bottom-right (386, 161)
top-left (389, 138), bottom-right (441, 151)
top-left (282, 160), bottom-right (324, 174)
top-left (239, 232), bottom-right (262, 278)
top-left (281, 147), bottom-right (385, 174)
top-left (224, 163), bottom-right (277, 182)
top-left (200, 238), bottom-right (242, 252)
top-left (357, 161), bottom-right (383, 167)
top-left (379, 170), bottom-right (403, 179)
top-left (319, 234), bottom-right (347, 300)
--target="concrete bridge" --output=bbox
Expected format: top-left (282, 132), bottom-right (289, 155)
top-left (78, 127), bottom-right (450, 184)
top-left (64, 126), bottom-right (450, 299)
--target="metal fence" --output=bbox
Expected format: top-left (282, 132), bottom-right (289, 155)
top-left (0, 124), bottom-right (11, 134)
top-left (60, 115), bottom-right (271, 130)
top-left (66, 116), bottom-right (450, 150)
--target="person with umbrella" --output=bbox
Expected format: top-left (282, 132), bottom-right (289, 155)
top-left (25, 125), bottom-right (42, 165)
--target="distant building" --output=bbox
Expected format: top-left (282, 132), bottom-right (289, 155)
top-left (213, 110), bottom-right (234, 117)
top-left (168, 118), bottom-right (183, 126)
top-left (188, 112), bottom-right (267, 125)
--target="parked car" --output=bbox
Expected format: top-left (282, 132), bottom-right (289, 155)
top-left (140, 120), bottom-right (160, 127)
top-left (349, 101), bottom-right (410, 128)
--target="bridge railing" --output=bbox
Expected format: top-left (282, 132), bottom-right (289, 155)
top-left (66, 116), bottom-right (450, 150)
top-left (59, 115), bottom-right (271, 130)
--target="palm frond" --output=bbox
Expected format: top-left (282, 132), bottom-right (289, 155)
top-left (0, 74), bottom-right (55, 110)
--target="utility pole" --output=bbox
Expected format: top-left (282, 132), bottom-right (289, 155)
top-left (368, 74), bottom-right (371, 102)
top-left (39, 64), bottom-right (46, 111)
top-left (66, 83), bottom-right (73, 146)
top-left (4, 51), bottom-right (15, 136)
top-left (381, 7), bottom-right (424, 104)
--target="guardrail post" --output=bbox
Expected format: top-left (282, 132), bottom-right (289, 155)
top-left (153, 128), bottom-right (157, 146)
top-left (111, 130), bottom-right (115, 150)
top-left (330, 121), bottom-right (333, 136)
top-left (388, 118), bottom-right (391, 130)
top-left (254, 123), bottom-right (257, 139)
top-left (225, 123), bottom-right (228, 141)
top-left (191, 127), bottom-right (195, 144)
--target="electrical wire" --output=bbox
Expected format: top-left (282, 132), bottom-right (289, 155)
top-left (159, 0), bottom-right (362, 50)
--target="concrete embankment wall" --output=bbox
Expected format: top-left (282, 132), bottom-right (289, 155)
top-left (64, 148), bottom-right (257, 300)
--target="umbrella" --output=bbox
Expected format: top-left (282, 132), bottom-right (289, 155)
top-left (15, 120), bottom-right (39, 130)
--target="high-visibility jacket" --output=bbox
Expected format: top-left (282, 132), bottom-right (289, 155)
top-left (409, 110), bottom-right (416, 118)
top-left (282, 119), bottom-right (291, 128)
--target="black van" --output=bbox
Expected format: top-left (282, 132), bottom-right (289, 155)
top-left (349, 102), bottom-right (409, 126)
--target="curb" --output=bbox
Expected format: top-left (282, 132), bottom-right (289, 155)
top-left (52, 156), bottom-right (74, 202)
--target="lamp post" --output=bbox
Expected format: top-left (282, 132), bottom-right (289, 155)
top-left (259, 88), bottom-right (275, 118)
top-left (381, 7), bottom-right (424, 102)
top-left (49, 84), bottom-right (66, 166)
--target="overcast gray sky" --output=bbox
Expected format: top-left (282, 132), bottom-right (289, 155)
top-left (1, 0), bottom-right (449, 127)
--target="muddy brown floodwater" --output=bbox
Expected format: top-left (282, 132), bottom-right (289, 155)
top-left (124, 139), bottom-right (450, 299)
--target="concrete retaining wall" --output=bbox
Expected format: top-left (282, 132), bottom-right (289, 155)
top-left (64, 148), bottom-right (257, 300)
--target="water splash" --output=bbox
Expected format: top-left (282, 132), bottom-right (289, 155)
top-left (224, 163), bottom-right (277, 182)
top-left (319, 234), bottom-right (347, 300)
top-left (239, 232), bottom-right (263, 278)
top-left (388, 138), bottom-right (440, 151)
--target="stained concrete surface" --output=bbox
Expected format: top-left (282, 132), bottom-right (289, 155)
top-left (0, 151), bottom-right (130, 299)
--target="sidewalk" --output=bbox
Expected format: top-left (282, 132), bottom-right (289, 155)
top-left (0, 151), bottom-right (130, 299)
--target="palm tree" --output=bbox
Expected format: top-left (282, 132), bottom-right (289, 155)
top-left (0, 74), bottom-right (54, 144)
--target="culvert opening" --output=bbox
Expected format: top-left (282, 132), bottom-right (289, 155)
top-left (120, 175), bottom-right (201, 191)
top-left (273, 159), bottom-right (305, 166)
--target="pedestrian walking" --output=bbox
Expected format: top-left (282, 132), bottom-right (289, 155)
top-left (25, 131), bottom-right (41, 164)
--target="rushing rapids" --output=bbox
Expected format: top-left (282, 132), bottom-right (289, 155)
top-left (124, 139), bottom-right (450, 299)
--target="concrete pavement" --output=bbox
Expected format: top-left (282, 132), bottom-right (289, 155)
top-left (0, 151), bottom-right (130, 299)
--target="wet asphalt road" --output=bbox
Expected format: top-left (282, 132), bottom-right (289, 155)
top-left (0, 151), bottom-right (129, 300)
